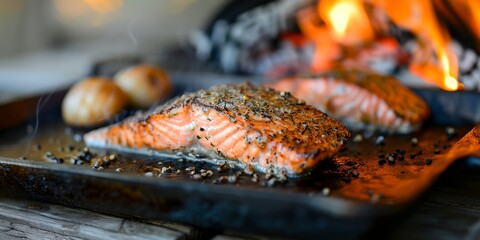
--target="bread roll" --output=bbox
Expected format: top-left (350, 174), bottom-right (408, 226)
top-left (114, 64), bottom-right (171, 108)
top-left (62, 77), bottom-right (127, 127)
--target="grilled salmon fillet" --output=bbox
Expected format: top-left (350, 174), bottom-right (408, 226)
top-left (84, 83), bottom-right (350, 175)
top-left (269, 69), bottom-right (429, 134)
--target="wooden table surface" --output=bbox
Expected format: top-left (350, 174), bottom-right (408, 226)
top-left (0, 161), bottom-right (478, 240)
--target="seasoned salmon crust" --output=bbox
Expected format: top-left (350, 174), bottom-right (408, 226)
top-left (84, 83), bottom-right (350, 175)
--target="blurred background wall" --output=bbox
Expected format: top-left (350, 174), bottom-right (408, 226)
top-left (0, 0), bottom-right (226, 59)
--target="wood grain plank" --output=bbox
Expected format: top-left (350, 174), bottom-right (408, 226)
top-left (0, 217), bottom-right (83, 240)
top-left (0, 198), bottom-right (186, 240)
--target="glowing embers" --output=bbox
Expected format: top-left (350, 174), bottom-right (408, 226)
top-left (298, 0), bottom-right (467, 91)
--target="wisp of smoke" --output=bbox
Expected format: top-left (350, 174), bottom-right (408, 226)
top-left (18, 89), bottom-right (55, 157)
top-left (127, 17), bottom-right (138, 48)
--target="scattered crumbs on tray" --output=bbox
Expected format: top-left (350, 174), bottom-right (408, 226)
top-left (1, 121), bottom-right (469, 204)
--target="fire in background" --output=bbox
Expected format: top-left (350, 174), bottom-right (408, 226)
top-left (193, 0), bottom-right (480, 91)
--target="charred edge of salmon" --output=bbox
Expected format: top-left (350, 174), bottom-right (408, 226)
top-left (85, 82), bottom-right (351, 176)
top-left (85, 144), bottom-right (320, 178)
top-left (86, 144), bottom-right (246, 169)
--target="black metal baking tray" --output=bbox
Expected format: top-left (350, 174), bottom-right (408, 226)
top-left (0, 72), bottom-right (480, 239)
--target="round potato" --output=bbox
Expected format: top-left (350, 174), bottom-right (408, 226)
top-left (62, 77), bottom-right (127, 127)
top-left (114, 64), bottom-right (171, 108)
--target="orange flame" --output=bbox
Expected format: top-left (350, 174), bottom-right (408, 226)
top-left (318, 0), bottom-right (374, 45)
top-left (443, 0), bottom-right (480, 41)
top-left (440, 51), bottom-right (459, 91)
top-left (466, 1), bottom-right (480, 40)
top-left (371, 0), bottom-right (462, 91)
top-left (297, 8), bottom-right (341, 72)
top-left (299, 0), bottom-right (466, 91)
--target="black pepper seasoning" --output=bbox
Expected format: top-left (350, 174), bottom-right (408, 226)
top-left (446, 127), bottom-right (456, 140)
top-left (346, 161), bottom-right (357, 166)
top-left (375, 136), bottom-right (385, 146)
top-left (387, 154), bottom-right (396, 165)
top-left (227, 175), bottom-right (237, 183)
top-left (410, 137), bottom-right (418, 147)
top-left (322, 187), bottom-right (330, 196)
top-left (267, 178), bottom-right (277, 187)
top-left (251, 173), bottom-right (259, 182)
top-left (192, 174), bottom-right (202, 180)
top-left (72, 157), bottom-right (83, 165)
